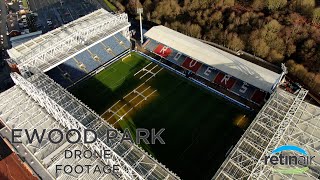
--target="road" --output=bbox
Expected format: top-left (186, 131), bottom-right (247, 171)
top-left (0, 0), bottom-right (10, 49)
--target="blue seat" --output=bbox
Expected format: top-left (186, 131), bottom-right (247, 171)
top-left (102, 36), bottom-right (127, 56)
top-left (75, 51), bottom-right (100, 72)
top-left (231, 81), bottom-right (256, 100)
top-left (45, 34), bottom-right (131, 87)
top-left (59, 60), bottom-right (87, 82)
top-left (89, 44), bottom-right (114, 63)
top-left (46, 68), bottom-right (72, 88)
top-left (114, 33), bottom-right (131, 48)
top-left (144, 39), bottom-right (159, 52)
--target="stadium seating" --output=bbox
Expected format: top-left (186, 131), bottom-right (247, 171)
top-left (89, 43), bottom-right (114, 63)
top-left (59, 60), bottom-right (86, 82)
top-left (231, 81), bottom-right (256, 100)
top-left (251, 89), bottom-right (267, 104)
top-left (74, 51), bottom-right (100, 72)
top-left (114, 33), bottom-right (131, 48)
top-left (144, 39), bottom-right (159, 52)
top-left (166, 49), bottom-right (188, 66)
top-left (196, 64), bottom-right (219, 82)
top-left (46, 68), bottom-right (72, 88)
top-left (144, 37), bottom-right (269, 106)
top-left (102, 36), bottom-right (126, 56)
top-left (46, 32), bottom-right (131, 88)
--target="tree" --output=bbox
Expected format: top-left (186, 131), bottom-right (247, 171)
top-left (223, 0), bottom-right (235, 6)
top-left (251, 0), bottom-right (265, 11)
top-left (286, 43), bottom-right (296, 56)
top-left (266, 0), bottom-right (287, 11)
top-left (114, 1), bottom-right (125, 12)
top-left (313, 8), bottom-right (320, 23)
top-left (184, 22), bottom-right (202, 38)
top-left (240, 12), bottom-right (251, 25)
top-left (126, 0), bottom-right (142, 14)
top-left (210, 11), bottom-right (223, 26)
top-left (264, 19), bottom-right (282, 33)
top-left (227, 33), bottom-right (245, 50)
top-left (314, 74), bottom-right (320, 92)
top-left (296, 0), bottom-right (315, 15)
top-left (151, 0), bottom-right (181, 20)
top-left (143, 0), bottom-right (153, 12)
top-left (268, 49), bottom-right (284, 62)
top-left (252, 39), bottom-right (270, 58)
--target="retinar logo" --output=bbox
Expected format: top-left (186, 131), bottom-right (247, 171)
top-left (265, 145), bottom-right (315, 174)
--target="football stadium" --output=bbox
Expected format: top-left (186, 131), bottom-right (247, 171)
top-left (0, 8), bottom-right (320, 180)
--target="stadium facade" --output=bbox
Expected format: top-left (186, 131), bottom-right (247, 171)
top-left (0, 8), bottom-right (319, 180)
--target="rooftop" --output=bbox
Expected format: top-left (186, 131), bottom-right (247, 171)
top-left (7, 9), bottom-right (130, 72)
top-left (144, 25), bottom-right (282, 93)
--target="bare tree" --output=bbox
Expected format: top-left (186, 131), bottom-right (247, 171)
top-left (266, 0), bottom-right (287, 11)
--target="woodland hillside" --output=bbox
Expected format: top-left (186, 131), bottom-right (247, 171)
top-left (111, 0), bottom-right (320, 93)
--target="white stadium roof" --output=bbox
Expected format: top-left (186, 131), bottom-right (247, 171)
top-left (214, 88), bottom-right (320, 179)
top-left (0, 71), bottom-right (180, 180)
top-left (7, 9), bottom-right (130, 72)
top-left (144, 26), bottom-right (281, 93)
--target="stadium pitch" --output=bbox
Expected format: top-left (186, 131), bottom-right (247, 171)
top-left (70, 52), bottom-right (254, 179)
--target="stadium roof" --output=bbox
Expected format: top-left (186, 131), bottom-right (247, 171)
top-left (0, 70), bottom-right (180, 180)
top-left (144, 26), bottom-right (281, 93)
top-left (7, 9), bottom-right (130, 72)
top-left (214, 88), bottom-right (320, 179)
top-left (0, 86), bottom-right (118, 180)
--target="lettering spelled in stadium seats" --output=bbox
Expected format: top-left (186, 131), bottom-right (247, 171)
top-left (181, 57), bottom-right (202, 72)
top-left (154, 44), bottom-right (172, 58)
top-left (196, 64), bottom-right (219, 81)
top-left (214, 72), bottom-right (236, 89)
top-left (239, 83), bottom-right (248, 93)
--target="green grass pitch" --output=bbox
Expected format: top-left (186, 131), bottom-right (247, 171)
top-left (70, 52), bottom-right (149, 113)
top-left (70, 52), bottom-right (253, 179)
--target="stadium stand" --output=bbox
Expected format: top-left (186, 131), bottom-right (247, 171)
top-left (89, 43), bottom-right (114, 63)
top-left (6, 9), bottom-right (132, 88)
top-left (102, 36), bottom-right (127, 56)
top-left (58, 60), bottom-right (86, 82)
top-left (74, 51), bottom-right (100, 71)
top-left (213, 88), bottom-right (320, 179)
top-left (7, 9), bottom-right (131, 73)
top-left (45, 68), bottom-right (72, 88)
top-left (45, 32), bottom-right (130, 88)
top-left (114, 33), bottom-right (131, 48)
top-left (144, 26), bottom-right (281, 92)
top-left (0, 71), bottom-right (180, 180)
top-left (142, 30), bottom-right (282, 105)
top-left (1, 10), bottom-right (180, 179)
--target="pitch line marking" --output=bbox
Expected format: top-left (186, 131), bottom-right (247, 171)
top-left (103, 85), bottom-right (151, 122)
top-left (134, 62), bottom-right (153, 76)
top-left (139, 65), bottom-right (158, 80)
top-left (105, 85), bottom-right (152, 122)
top-left (101, 62), bottom-right (161, 124)
top-left (112, 90), bottom-right (157, 125)
top-left (145, 68), bottom-right (163, 82)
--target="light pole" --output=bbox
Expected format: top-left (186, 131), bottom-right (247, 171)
top-left (137, 8), bottom-right (143, 45)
